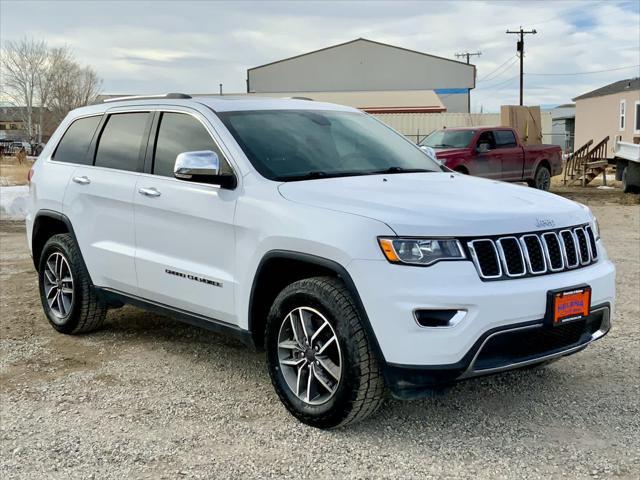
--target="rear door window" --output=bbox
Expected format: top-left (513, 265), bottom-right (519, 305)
top-left (153, 112), bottom-right (231, 177)
top-left (94, 112), bottom-right (150, 172)
top-left (494, 130), bottom-right (518, 148)
top-left (53, 116), bottom-right (102, 164)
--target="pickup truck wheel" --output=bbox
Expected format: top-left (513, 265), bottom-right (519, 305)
top-left (530, 165), bottom-right (551, 191)
top-left (38, 234), bottom-right (107, 334)
top-left (266, 276), bottom-right (385, 428)
top-left (622, 166), bottom-right (640, 193)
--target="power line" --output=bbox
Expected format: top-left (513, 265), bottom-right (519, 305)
top-left (483, 74), bottom-right (521, 90)
top-left (478, 56), bottom-right (519, 83)
top-left (478, 55), bottom-right (517, 82)
top-left (473, 76), bottom-right (520, 105)
top-left (526, 64), bottom-right (640, 76)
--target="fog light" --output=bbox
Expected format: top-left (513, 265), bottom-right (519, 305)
top-left (414, 309), bottom-right (463, 327)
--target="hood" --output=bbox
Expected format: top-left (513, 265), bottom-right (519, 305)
top-left (434, 147), bottom-right (470, 158)
top-left (278, 172), bottom-right (590, 237)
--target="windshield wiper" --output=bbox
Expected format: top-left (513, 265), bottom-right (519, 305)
top-left (431, 143), bottom-right (456, 148)
top-left (274, 170), bottom-right (370, 182)
top-left (368, 166), bottom-right (433, 175)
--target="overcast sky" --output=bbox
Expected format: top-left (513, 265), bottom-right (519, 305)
top-left (1, 0), bottom-right (639, 112)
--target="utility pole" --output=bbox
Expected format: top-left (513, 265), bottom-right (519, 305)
top-left (506, 27), bottom-right (537, 105)
top-left (455, 51), bottom-right (482, 65)
top-left (455, 51), bottom-right (481, 113)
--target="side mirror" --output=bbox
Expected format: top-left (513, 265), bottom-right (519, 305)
top-left (419, 145), bottom-right (442, 165)
top-left (174, 150), bottom-right (236, 188)
top-left (476, 143), bottom-right (490, 154)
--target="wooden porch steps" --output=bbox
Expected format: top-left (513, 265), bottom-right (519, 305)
top-left (564, 137), bottom-right (609, 187)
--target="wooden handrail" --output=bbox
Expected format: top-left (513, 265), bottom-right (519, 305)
top-left (582, 136), bottom-right (609, 186)
top-left (564, 139), bottom-right (593, 185)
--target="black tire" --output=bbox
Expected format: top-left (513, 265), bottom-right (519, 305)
top-left (528, 164), bottom-right (551, 190)
top-left (38, 233), bottom-right (107, 334)
top-left (266, 276), bottom-right (385, 428)
top-left (622, 166), bottom-right (640, 194)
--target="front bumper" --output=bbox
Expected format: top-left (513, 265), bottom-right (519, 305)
top-left (384, 305), bottom-right (610, 399)
top-left (347, 250), bottom-right (615, 397)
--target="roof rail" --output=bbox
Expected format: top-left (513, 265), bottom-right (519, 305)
top-left (103, 93), bottom-right (192, 103)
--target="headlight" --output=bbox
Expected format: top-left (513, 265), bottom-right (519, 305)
top-left (579, 203), bottom-right (600, 240)
top-left (378, 237), bottom-right (466, 266)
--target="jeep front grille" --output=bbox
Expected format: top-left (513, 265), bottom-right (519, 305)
top-left (467, 225), bottom-right (598, 281)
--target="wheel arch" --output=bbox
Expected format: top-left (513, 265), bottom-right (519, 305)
top-left (248, 250), bottom-right (385, 364)
top-left (32, 210), bottom-right (88, 280)
top-left (535, 158), bottom-right (551, 175)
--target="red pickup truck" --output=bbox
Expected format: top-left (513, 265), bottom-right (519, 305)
top-left (419, 127), bottom-right (563, 190)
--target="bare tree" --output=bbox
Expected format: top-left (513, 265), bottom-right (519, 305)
top-left (1, 38), bottom-right (49, 141)
top-left (49, 61), bottom-right (102, 124)
top-left (1, 38), bottom-right (102, 142)
top-left (36, 46), bottom-right (73, 142)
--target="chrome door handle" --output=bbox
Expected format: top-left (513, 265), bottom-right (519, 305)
top-left (72, 176), bottom-right (91, 185)
top-left (138, 187), bottom-right (161, 197)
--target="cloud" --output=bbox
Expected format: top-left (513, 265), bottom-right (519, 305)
top-left (1, 0), bottom-right (638, 110)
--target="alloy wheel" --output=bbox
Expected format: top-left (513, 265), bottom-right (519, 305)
top-left (277, 306), bottom-right (342, 405)
top-left (43, 252), bottom-right (74, 321)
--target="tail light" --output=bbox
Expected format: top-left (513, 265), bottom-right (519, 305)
top-left (28, 166), bottom-right (35, 184)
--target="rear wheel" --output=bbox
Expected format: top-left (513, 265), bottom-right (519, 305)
top-left (622, 166), bottom-right (640, 193)
top-left (38, 234), bottom-right (107, 334)
top-left (266, 277), bottom-right (385, 428)
top-left (528, 164), bottom-right (551, 190)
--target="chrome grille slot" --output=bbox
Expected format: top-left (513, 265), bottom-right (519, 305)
top-left (574, 227), bottom-right (591, 265)
top-left (520, 234), bottom-right (547, 274)
top-left (542, 232), bottom-right (564, 271)
top-left (559, 230), bottom-right (579, 268)
top-left (467, 224), bottom-right (596, 281)
top-left (497, 237), bottom-right (526, 277)
top-left (468, 240), bottom-right (501, 279)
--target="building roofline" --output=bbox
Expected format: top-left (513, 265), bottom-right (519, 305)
top-left (572, 77), bottom-right (639, 101)
top-left (247, 37), bottom-right (476, 73)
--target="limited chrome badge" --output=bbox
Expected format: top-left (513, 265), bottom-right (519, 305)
top-left (535, 218), bottom-right (556, 229)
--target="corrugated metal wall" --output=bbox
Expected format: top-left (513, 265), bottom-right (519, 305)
top-left (372, 112), bottom-right (552, 144)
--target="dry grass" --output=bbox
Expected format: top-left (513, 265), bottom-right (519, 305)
top-left (0, 156), bottom-right (32, 186)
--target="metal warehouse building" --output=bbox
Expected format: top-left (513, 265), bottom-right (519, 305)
top-left (246, 38), bottom-right (476, 113)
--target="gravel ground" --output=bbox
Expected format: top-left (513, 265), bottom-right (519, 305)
top-left (1, 191), bottom-right (639, 479)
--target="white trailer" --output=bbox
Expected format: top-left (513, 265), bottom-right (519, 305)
top-left (614, 139), bottom-right (640, 193)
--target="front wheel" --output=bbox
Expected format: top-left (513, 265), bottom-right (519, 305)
top-left (528, 164), bottom-right (551, 191)
top-left (266, 277), bottom-right (385, 428)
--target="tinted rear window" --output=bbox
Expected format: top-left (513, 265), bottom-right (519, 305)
top-left (94, 113), bottom-right (149, 172)
top-left (53, 116), bottom-right (101, 164)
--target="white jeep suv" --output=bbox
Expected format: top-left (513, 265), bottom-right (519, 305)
top-left (26, 94), bottom-right (615, 428)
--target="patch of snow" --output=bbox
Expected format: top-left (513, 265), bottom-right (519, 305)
top-left (596, 186), bottom-right (615, 190)
top-left (0, 185), bottom-right (29, 220)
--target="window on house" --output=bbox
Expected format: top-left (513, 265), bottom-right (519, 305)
top-left (635, 101), bottom-right (640, 135)
top-left (619, 100), bottom-right (626, 131)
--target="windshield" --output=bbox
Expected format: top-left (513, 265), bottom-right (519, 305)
top-left (421, 129), bottom-right (476, 149)
top-left (218, 110), bottom-right (441, 181)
